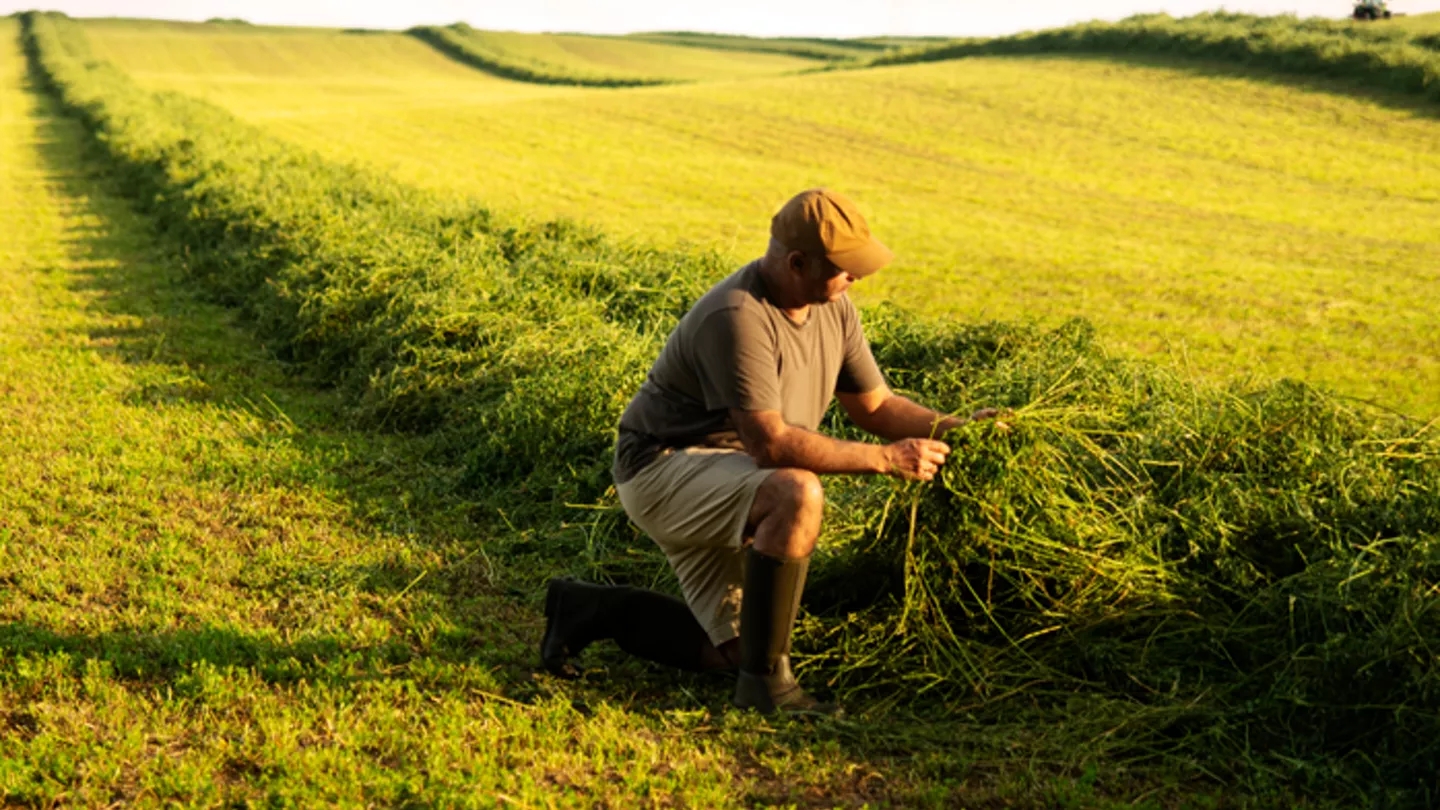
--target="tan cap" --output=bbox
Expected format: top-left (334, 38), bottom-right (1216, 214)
top-left (770, 188), bottom-right (893, 278)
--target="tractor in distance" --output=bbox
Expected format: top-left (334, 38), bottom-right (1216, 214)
top-left (1353, 0), bottom-right (1393, 20)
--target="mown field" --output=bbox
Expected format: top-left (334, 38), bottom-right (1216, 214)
top-left (81, 16), bottom-right (1440, 418)
top-left (7, 9), bottom-right (1440, 807)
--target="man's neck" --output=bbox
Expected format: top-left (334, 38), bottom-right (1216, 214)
top-left (757, 257), bottom-right (811, 325)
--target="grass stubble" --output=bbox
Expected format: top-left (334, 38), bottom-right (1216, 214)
top-left (6, 9), bottom-right (1440, 806)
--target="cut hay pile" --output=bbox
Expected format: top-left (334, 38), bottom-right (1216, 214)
top-left (810, 316), bottom-right (1440, 791)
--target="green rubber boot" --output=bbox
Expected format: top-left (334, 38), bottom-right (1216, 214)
top-left (732, 549), bottom-right (833, 714)
top-left (541, 578), bottom-right (717, 678)
top-left (541, 579), bottom-right (618, 679)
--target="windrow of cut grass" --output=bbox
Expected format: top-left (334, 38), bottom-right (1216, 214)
top-left (1281, 13), bottom-right (1440, 51)
top-left (623, 31), bottom-right (893, 62)
top-left (24, 10), bottom-right (1440, 802)
top-left (806, 314), bottom-right (1440, 797)
top-left (1159, 11), bottom-right (1439, 51)
top-left (408, 25), bottom-right (669, 87)
top-left (872, 12), bottom-right (1440, 102)
top-left (408, 24), bottom-right (823, 87)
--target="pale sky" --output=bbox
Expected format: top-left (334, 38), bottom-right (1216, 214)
top-left (7, 1), bottom-right (1440, 38)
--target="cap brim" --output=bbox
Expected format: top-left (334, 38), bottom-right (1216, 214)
top-left (828, 238), bottom-right (893, 278)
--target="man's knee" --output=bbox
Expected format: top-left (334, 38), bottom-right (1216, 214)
top-left (749, 468), bottom-right (823, 558)
top-left (760, 468), bottom-right (824, 517)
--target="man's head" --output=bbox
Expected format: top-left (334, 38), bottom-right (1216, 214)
top-left (767, 188), bottom-right (893, 305)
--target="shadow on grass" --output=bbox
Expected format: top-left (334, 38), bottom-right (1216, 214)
top-left (0, 621), bottom-right (405, 683)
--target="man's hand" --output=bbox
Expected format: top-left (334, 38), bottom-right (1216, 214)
top-left (884, 438), bottom-right (951, 481)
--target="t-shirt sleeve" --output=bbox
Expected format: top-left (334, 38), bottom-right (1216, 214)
top-left (693, 305), bottom-right (783, 412)
top-left (836, 300), bottom-right (886, 395)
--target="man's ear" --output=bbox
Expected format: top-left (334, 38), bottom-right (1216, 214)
top-left (787, 250), bottom-right (808, 274)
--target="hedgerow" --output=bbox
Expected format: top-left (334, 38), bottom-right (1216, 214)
top-left (408, 24), bottom-right (673, 88)
top-left (872, 12), bottom-right (1440, 103)
top-left (22, 10), bottom-right (1440, 802)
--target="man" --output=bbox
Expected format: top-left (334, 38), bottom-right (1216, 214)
top-left (541, 188), bottom-right (992, 713)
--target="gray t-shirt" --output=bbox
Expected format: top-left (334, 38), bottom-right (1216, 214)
top-left (613, 260), bottom-right (886, 484)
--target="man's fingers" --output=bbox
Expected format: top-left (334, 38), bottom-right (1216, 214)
top-left (895, 414), bottom-right (1014, 482)
top-left (887, 438), bottom-right (956, 481)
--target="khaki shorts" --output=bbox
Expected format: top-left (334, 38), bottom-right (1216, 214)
top-left (615, 447), bottom-right (774, 646)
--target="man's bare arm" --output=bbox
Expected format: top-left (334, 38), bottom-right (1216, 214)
top-left (836, 385), bottom-right (997, 441)
top-left (731, 409), bottom-right (949, 481)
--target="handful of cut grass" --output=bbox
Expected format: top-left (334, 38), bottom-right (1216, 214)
top-left (809, 317), bottom-right (1440, 790)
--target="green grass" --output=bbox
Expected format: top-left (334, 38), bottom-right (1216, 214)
top-left (1, 17), bottom-right (1197, 806)
top-left (81, 15), bottom-right (1440, 417)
